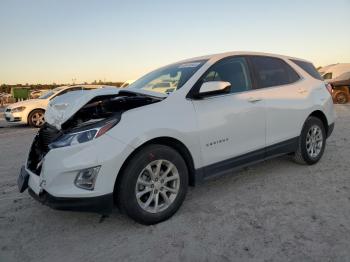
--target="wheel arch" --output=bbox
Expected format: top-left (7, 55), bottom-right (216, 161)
top-left (308, 110), bottom-right (329, 136)
top-left (113, 136), bottom-right (197, 203)
top-left (27, 107), bottom-right (46, 123)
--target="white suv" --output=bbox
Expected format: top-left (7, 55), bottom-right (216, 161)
top-left (18, 52), bottom-right (335, 224)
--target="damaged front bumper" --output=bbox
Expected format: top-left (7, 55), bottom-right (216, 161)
top-left (20, 127), bottom-right (134, 215)
top-left (17, 166), bottom-right (113, 214)
top-left (28, 188), bottom-right (113, 215)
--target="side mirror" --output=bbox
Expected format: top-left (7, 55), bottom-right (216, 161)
top-left (198, 81), bottom-right (231, 97)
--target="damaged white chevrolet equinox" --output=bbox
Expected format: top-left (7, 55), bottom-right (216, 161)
top-left (18, 52), bottom-right (335, 224)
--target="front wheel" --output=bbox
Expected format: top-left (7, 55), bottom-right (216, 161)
top-left (28, 109), bottom-right (45, 128)
top-left (116, 144), bottom-right (188, 225)
top-left (294, 116), bottom-right (326, 165)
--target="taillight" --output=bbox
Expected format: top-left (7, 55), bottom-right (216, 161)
top-left (325, 83), bottom-right (332, 95)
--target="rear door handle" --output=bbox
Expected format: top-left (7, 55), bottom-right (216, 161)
top-left (298, 88), bottom-right (308, 94)
top-left (248, 97), bottom-right (262, 103)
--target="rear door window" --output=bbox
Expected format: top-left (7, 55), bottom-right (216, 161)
top-left (290, 59), bottom-right (323, 80)
top-left (250, 56), bottom-right (300, 88)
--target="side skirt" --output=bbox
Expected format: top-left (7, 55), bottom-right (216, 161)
top-left (194, 137), bottom-right (299, 183)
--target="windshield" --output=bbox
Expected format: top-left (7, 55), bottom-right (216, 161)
top-left (128, 60), bottom-right (207, 94)
top-left (38, 87), bottom-right (64, 99)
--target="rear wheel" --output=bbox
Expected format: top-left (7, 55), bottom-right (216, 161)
top-left (28, 109), bottom-right (45, 128)
top-left (294, 116), bottom-right (326, 165)
top-left (117, 144), bottom-right (188, 225)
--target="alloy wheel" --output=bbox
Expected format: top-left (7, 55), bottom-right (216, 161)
top-left (31, 112), bottom-right (45, 127)
top-left (306, 125), bottom-right (323, 158)
top-left (135, 159), bottom-right (180, 213)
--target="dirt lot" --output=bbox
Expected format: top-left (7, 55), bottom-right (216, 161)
top-left (0, 105), bottom-right (349, 262)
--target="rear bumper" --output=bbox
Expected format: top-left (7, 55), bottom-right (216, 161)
top-left (28, 188), bottom-right (113, 215)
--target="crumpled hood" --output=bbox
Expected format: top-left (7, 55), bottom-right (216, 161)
top-left (45, 87), bottom-right (166, 130)
top-left (45, 88), bottom-right (119, 129)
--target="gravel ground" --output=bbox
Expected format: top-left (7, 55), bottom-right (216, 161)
top-left (0, 105), bottom-right (349, 262)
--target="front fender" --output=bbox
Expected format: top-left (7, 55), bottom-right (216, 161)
top-left (107, 98), bottom-right (203, 169)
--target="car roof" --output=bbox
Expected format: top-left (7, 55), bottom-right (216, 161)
top-left (176, 51), bottom-right (312, 64)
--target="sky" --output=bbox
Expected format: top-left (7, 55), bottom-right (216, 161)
top-left (0, 0), bottom-right (349, 85)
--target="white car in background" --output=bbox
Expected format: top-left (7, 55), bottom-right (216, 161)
top-left (5, 85), bottom-right (107, 127)
top-left (18, 52), bottom-right (335, 224)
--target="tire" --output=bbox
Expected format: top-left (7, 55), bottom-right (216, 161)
top-left (334, 91), bottom-right (348, 104)
top-left (294, 116), bottom-right (326, 165)
top-left (28, 109), bottom-right (45, 128)
top-left (117, 144), bottom-right (188, 225)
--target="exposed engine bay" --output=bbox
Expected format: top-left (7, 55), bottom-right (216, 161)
top-left (27, 91), bottom-right (163, 175)
top-left (62, 91), bottom-right (162, 130)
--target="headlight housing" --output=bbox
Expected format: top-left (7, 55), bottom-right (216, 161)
top-left (49, 117), bottom-right (120, 149)
top-left (11, 106), bottom-right (26, 112)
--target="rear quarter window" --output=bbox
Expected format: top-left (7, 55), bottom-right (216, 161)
top-left (290, 59), bottom-right (323, 80)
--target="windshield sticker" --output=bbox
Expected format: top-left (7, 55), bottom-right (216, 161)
top-left (178, 62), bottom-right (201, 68)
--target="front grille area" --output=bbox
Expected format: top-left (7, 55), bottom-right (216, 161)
top-left (27, 123), bottom-right (62, 175)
